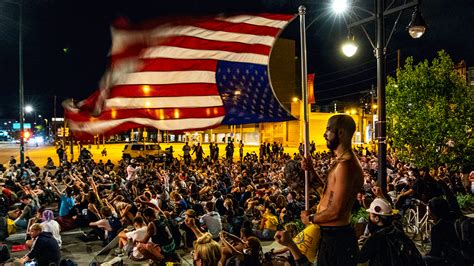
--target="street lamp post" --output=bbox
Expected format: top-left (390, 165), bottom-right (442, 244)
top-left (4, 0), bottom-right (25, 167)
top-left (18, 0), bottom-right (24, 168)
top-left (375, 0), bottom-right (388, 196)
top-left (336, 0), bottom-right (426, 194)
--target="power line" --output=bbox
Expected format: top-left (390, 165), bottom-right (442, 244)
top-left (317, 89), bottom-right (371, 101)
top-left (316, 69), bottom-right (396, 101)
top-left (316, 57), bottom-right (396, 85)
top-left (315, 50), bottom-right (399, 79)
top-left (316, 76), bottom-right (376, 93)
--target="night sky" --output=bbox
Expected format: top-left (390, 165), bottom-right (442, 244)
top-left (0, 0), bottom-right (473, 119)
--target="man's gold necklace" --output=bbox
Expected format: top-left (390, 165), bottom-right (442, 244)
top-left (335, 148), bottom-right (352, 161)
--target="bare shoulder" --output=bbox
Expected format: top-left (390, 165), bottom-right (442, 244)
top-left (335, 157), bottom-right (363, 179)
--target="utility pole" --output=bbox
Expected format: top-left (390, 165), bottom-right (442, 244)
top-left (18, 0), bottom-right (24, 168)
top-left (53, 95), bottom-right (57, 144)
top-left (397, 49), bottom-right (401, 69)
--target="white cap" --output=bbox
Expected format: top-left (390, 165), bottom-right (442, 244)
top-left (366, 198), bottom-right (393, 216)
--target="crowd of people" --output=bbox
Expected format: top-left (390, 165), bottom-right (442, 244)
top-left (0, 114), bottom-right (473, 265)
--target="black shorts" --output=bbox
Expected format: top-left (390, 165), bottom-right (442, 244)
top-left (317, 224), bottom-right (358, 266)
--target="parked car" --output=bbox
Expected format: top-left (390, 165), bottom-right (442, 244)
top-left (122, 143), bottom-right (166, 160)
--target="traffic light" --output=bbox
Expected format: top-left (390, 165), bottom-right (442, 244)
top-left (22, 130), bottom-right (31, 141)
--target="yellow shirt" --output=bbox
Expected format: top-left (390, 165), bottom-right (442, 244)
top-left (293, 223), bottom-right (321, 263)
top-left (262, 213), bottom-right (279, 231)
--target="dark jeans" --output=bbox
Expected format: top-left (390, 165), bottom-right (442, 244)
top-left (317, 224), bottom-right (358, 266)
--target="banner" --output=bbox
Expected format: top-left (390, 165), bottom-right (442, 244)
top-left (308, 73), bottom-right (315, 104)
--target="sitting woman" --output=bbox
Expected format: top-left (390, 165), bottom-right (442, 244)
top-left (221, 231), bottom-right (263, 266)
top-left (44, 157), bottom-right (56, 170)
top-left (185, 216), bottom-right (222, 266)
top-left (255, 204), bottom-right (279, 240)
top-left (40, 210), bottom-right (62, 248)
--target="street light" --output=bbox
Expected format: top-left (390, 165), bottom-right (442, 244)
top-left (331, 0), bottom-right (349, 14)
top-left (25, 105), bottom-right (33, 113)
top-left (341, 34), bottom-right (358, 57)
top-left (407, 7), bottom-right (428, 39)
top-left (333, 0), bottom-right (426, 194)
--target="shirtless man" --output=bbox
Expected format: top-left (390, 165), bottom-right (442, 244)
top-left (303, 114), bottom-right (364, 265)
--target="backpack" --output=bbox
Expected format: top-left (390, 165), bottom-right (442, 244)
top-left (454, 215), bottom-right (474, 260)
top-left (6, 217), bottom-right (16, 235)
top-left (0, 244), bottom-right (10, 263)
top-left (0, 217), bottom-right (8, 241)
top-left (0, 193), bottom-right (9, 212)
top-left (385, 226), bottom-right (424, 266)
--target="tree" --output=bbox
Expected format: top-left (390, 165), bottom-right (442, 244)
top-left (386, 50), bottom-right (474, 169)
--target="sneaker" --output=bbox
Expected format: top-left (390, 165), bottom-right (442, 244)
top-left (114, 248), bottom-right (125, 256)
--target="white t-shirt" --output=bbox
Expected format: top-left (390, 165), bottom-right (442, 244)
top-left (126, 165), bottom-right (137, 181)
top-left (41, 220), bottom-right (62, 247)
top-left (125, 227), bottom-right (149, 259)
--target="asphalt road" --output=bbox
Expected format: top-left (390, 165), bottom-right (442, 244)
top-left (0, 143), bottom-right (43, 166)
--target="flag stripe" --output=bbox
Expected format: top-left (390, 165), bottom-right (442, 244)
top-left (68, 116), bottom-right (225, 135)
top-left (105, 96), bottom-right (223, 109)
top-left (66, 106), bottom-right (226, 122)
top-left (216, 14), bottom-right (294, 28)
top-left (187, 19), bottom-right (281, 36)
top-left (117, 70), bottom-right (216, 85)
top-left (141, 46), bottom-right (268, 65)
top-left (150, 26), bottom-right (276, 46)
top-left (140, 58), bottom-right (218, 72)
top-left (109, 83), bottom-right (219, 98)
top-left (158, 36), bottom-right (271, 56)
top-left (111, 25), bottom-right (277, 55)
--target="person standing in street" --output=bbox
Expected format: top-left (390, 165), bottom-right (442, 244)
top-left (56, 145), bottom-right (65, 165)
top-left (183, 142), bottom-right (192, 165)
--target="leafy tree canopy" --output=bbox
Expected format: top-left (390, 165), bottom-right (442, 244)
top-left (387, 50), bottom-right (474, 169)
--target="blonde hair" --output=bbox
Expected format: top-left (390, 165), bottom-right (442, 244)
top-left (30, 223), bottom-right (43, 232)
top-left (194, 232), bottom-right (221, 266)
top-left (224, 198), bottom-right (233, 209)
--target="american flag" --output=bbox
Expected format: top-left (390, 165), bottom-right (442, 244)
top-left (63, 13), bottom-right (296, 138)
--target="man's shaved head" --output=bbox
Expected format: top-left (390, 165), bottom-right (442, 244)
top-left (329, 114), bottom-right (356, 138)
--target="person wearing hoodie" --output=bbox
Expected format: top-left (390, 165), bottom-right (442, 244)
top-left (17, 223), bottom-right (61, 265)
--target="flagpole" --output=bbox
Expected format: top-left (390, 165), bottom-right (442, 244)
top-left (299, 5), bottom-right (310, 210)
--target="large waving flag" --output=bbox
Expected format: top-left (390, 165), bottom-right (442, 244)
top-left (63, 13), bottom-right (296, 138)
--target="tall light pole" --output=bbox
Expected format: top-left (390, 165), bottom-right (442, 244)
top-left (3, 0), bottom-right (25, 167)
top-left (336, 0), bottom-right (427, 194)
top-left (18, 0), bottom-right (24, 168)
